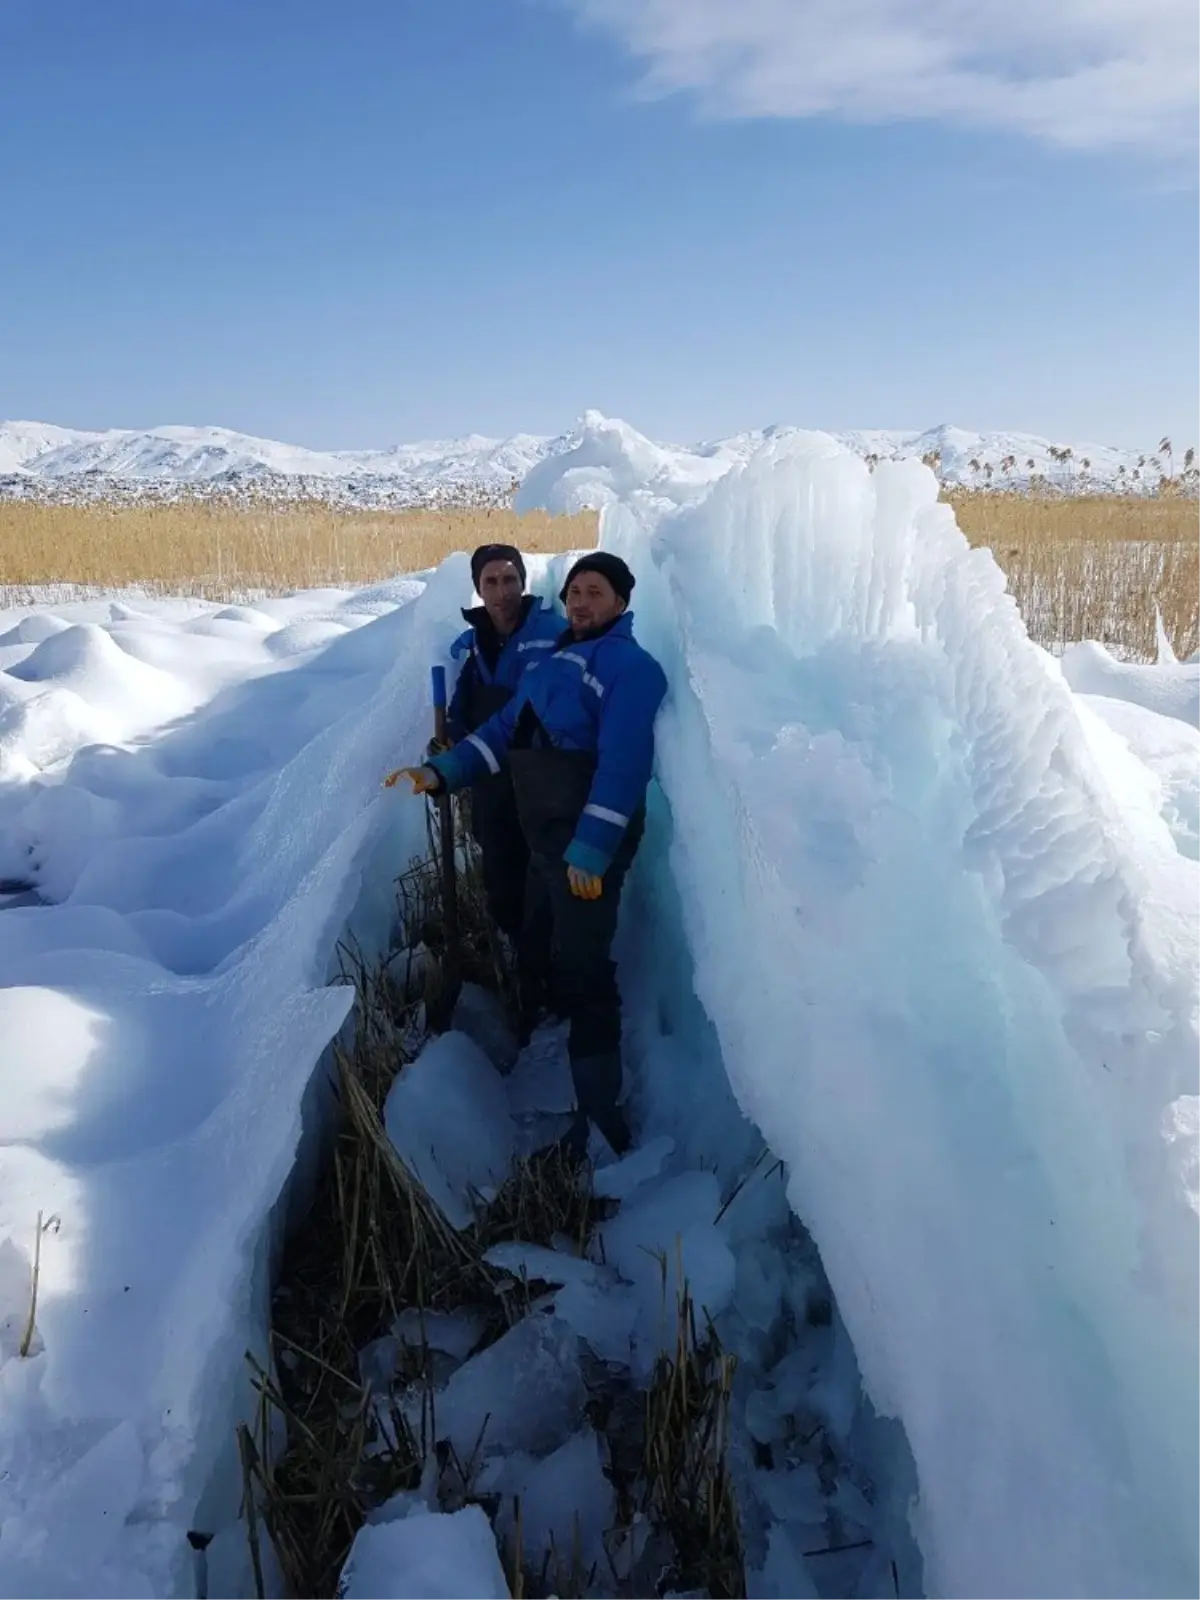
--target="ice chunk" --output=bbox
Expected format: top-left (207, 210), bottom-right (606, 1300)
top-left (744, 1385), bottom-right (791, 1446)
top-left (338, 1503), bottom-right (509, 1599)
top-left (598, 1171), bottom-right (736, 1372)
top-left (754, 1463), bottom-right (826, 1527)
top-left (484, 1241), bottom-right (642, 1365)
top-left (360, 1335), bottom-right (401, 1393)
top-left (484, 1240), bottom-right (610, 1289)
top-left (383, 1031), bottom-right (516, 1230)
top-left (731, 1246), bottom-right (785, 1339)
top-left (746, 1523), bottom-right (820, 1600)
top-left (452, 981), bottom-right (519, 1073)
top-left (423, 1313), bottom-right (587, 1461)
top-left (365, 1489), bottom-right (433, 1527)
top-left (505, 1022), bottom-right (574, 1116)
top-left (489, 1430), bottom-right (615, 1584)
top-left (592, 1134), bottom-right (675, 1199)
top-left (394, 1307), bottom-right (486, 1363)
top-left (599, 1170), bottom-right (721, 1269)
top-left (551, 1275), bottom-right (641, 1367)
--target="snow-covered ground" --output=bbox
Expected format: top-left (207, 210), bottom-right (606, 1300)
top-left (0, 426), bottom-right (1196, 1599)
top-left (0, 411), bottom-right (1187, 508)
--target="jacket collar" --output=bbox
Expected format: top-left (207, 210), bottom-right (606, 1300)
top-left (462, 593), bottom-right (539, 645)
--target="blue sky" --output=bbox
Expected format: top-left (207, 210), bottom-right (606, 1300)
top-left (1, 0), bottom-right (1195, 451)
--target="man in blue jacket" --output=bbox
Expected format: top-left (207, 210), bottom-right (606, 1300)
top-left (387, 551), bottom-right (667, 1158)
top-left (440, 544), bottom-right (561, 945)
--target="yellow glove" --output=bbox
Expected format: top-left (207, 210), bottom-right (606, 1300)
top-left (382, 765), bottom-right (441, 794)
top-left (567, 865), bottom-right (603, 901)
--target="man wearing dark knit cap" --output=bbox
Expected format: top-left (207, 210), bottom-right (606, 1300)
top-left (387, 549), bottom-right (668, 1160)
top-left (441, 544), bottom-right (561, 945)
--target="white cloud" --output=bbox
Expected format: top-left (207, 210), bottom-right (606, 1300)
top-left (565, 0), bottom-right (1199, 156)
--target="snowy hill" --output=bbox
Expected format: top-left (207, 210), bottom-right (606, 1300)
top-left (0, 413), bottom-right (1181, 508)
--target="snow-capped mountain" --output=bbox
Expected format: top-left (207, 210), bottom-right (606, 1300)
top-left (0, 420), bottom-right (556, 507)
top-left (0, 415), bottom-right (1183, 508)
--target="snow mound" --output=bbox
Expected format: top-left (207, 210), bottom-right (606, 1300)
top-left (5, 622), bottom-right (201, 738)
top-left (0, 612), bottom-right (73, 649)
top-left (1061, 639), bottom-right (1200, 727)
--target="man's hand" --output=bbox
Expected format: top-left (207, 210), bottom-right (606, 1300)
top-left (426, 735), bottom-right (452, 758)
top-left (567, 865), bottom-right (603, 901)
top-left (383, 765), bottom-right (441, 795)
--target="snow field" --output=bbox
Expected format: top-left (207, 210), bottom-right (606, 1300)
top-left (0, 418), bottom-right (1194, 1598)
top-left (0, 567), bottom-right (471, 1597)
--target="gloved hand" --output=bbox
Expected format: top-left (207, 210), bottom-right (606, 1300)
top-left (382, 765), bottom-right (442, 795)
top-left (567, 865), bottom-right (603, 901)
top-left (426, 735), bottom-right (452, 758)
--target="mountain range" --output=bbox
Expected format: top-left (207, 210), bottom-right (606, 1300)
top-left (0, 416), bottom-right (1184, 508)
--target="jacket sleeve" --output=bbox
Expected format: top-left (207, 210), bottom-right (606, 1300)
top-left (446, 637), bottom-right (474, 742)
top-left (564, 652), bottom-right (668, 877)
top-left (428, 680), bottom-right (527, 793)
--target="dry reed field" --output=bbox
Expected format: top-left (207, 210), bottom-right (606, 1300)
top-left (1, 492), bottom-right (1195, 659)
top-left (0, 501), bottom-right (599, 603)
top-left (948, 491), bottom-right (1199, 660)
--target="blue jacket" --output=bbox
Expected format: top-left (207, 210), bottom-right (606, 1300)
top-left (446, 596), bottom-right (562, 739)
top-left (430, 612), bottom-right (668, 876)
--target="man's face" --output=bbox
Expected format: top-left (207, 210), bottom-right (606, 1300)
top-left (477, 559), bottom-right (524, 631)
top-left (566, 571), bottom-right (625, 636)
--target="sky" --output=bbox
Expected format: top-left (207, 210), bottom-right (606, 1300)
top-left (0, 0), bottom-right (1196, 453)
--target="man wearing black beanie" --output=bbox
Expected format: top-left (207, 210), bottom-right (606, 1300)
top-left (440, 544), bottom-right (561, 944)
top-left (470, 542), bottom-right (527, 592)
top-left (556, 551), bottom-right (635, 606)
top-left (388, 546), bottom-right (667, 1160)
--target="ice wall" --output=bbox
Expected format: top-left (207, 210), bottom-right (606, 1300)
top-left (532, 425), bottom-right (1199, 1598)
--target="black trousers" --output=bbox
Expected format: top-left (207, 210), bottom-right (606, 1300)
top-left (468, 779), bottom-right (529, 942)
top-left (518, 845), bottom-right (635, 1062)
